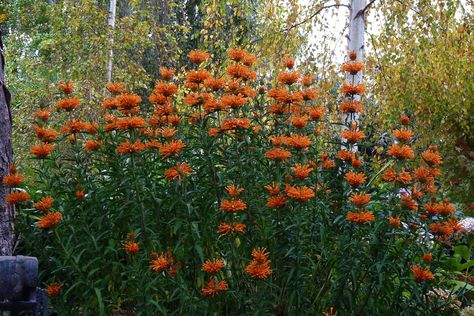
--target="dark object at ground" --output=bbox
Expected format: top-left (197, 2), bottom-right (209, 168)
top-left (0, 256), bottom-right (48, 315)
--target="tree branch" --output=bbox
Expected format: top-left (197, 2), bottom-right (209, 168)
top-left (285, 3), bottom-right (350, 32)
top-left (355, 0), bottom-right (377, 19)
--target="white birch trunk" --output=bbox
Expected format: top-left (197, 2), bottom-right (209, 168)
top-left (106, 0), bottom-right (117, 83)
top-left (345, 0), bottom-right (366, 125)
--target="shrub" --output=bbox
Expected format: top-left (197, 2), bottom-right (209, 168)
top-left (5, 49), bottom-right (470, 315)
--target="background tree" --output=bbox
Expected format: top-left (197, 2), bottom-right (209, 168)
top-left (367, 0), bottom-right (474, 207)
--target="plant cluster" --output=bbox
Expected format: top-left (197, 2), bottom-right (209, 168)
top-left (4, 48), bottom-right (472, 315)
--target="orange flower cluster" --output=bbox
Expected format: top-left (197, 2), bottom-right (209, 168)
top-left (33, 196), bottom-right (54, 213)
top-left (106, 82), bottom-right (127, 94)
top-left (283, 55), bottom-right (295, 69)
top-left (34, 125), bottom-right (59, 143)
top-left (278, 71), bottom-right (300, 85)
top-left (34, 109), bottom-right (51, 121)
top-left (123, 240), bottom-right (139, 255)
top-left (429, 217), bottom-right (462, 236)
top-left (37, 212), bottom-right (63, 229)
top-left (84, 140), bottom-right (102, 152)
top-left (308, 105), bottom-right (325, 120)
top-left (344, 172), bottom-right (367, 188)
top-left (336, 150), bottom-right (355, 161)
top-left (382, 168), bottom-right (412, 185)
top-left (188, 50), bottom-right (210, 63)
top-left (217, 222), bottom-right (246, 235)
top-left (265, 147), bottom-right (292, 161)
top-left (55, 97), bottom-right (81, 111)
top-left (349, 192), bottom-right (371, 208)
top-left (227, 64), bottom-right (257, 81)
top-left (290, 163), bottom-right (313, 180)
top-left (400, 116), bottom-right (411, 125)
top-left (341, 122), bottom-right (365, 143)
top-left (185, 70), bottom-right (211, 88)
top-left (287, 134), bottom-right (311, 151)
top-left (264, 183), bottom-right (280, 195)
top-left (150, 249), bottom-right (179, 277)
top-left (46, 282), bottom-right (63, 297)
top-left (219, 184), bottom-right (247, 212)
top-left (423, 199), bottom-right (455, 216)
top-left (228, 48), bottom-right (255, 65)
top-left (30, 143), bottom-right (55, 158)
top-left (160, 67), bottom-right (175, 80)
top-left (422, 253), bottom-right (433, 263)
top-left (61, 120), bottom-right (98, 134)
top-left (105, 116), bottom-right (146, 131)
top-left (341, 61), bottom-right (364, 75)
top-left (301, 74), bottom-right (313, 86)
top-left (202, 259), bottom-right (225, 274)
top-left (152, 81), bottom-right (178, 98)
top-left (220, 117), bottom-right (251, 131)
top-left (267, 88), bottom-right (302, 106)
top-left (387, 144), bottom-right (415, 160)
top-left (413, 167), bottom-right (436, 184)
top-left (346, 211), bottom-right (375, 223)
top-left (201, 279), bottom-right (228, 297)
top-left (388, 216), bottom-right (401, 228)
top-left (58, 81), bottom-right (73, 94)
top-left (245, 247), bottom-right (272, 279)
top-left (204, 77), bottom-right (226, 91)
top-left (266, 195), bottom-right (287, 208)
top-left (220, 94), bottom-right (247, 109)
top-left (284, 184), bottom-right (315, 202)
top-left (159, 140), bottom-right (185, 158)
top-left (116, 93), bottom-right (142, 111)
top-left (150, 253), bottom-right (169, 272)
top-left (75, 191), bottom-right (85, 200)
top-left (164, 163), bottom-right (192, 182)
top-left (340, 83), bottom-right (365, 95)
top-left (289, 115), bottom-right (309, 128)
top-left (348, 51), bottom-right (357, 60)
top-left (339, 100), bottom-right (363, 113)
top-left (421, 146), bottom-right (442, 167)
top-left (117, 141), bottom-right (146, 155)
top-left (400, 194), bottom-right (419, 211)
top-left (393, 128), bottom-right (414, 143)
top-left (411, 265), bottom-right (435, 282)
top-left (2, 164), bottom-right (24, 187)
top-left (320, 152), bottom-right (336, 169)
top-left (264, 183), bottom-right (287, 208)
top-left (6, 191), bottom-right (31, 205)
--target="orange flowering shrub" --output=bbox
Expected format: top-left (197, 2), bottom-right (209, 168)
top-left (9, 49), bottom-right (469, 315)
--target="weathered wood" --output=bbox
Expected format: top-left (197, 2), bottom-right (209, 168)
top-left (0, 30), bottom-right (14, 257)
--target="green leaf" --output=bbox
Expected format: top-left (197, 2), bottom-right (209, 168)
top-left (94, 287), bottom-right (105, 316)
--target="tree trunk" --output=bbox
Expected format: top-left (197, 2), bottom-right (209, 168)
top-left (106, 0), bottom-right (117, 83)
top-left (345, 0), bottom-right (366, 124)
top-left (0, 30), bottom-right (14, 256)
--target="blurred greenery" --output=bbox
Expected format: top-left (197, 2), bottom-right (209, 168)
top-left (367, 0), bottom-right (474, 206)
